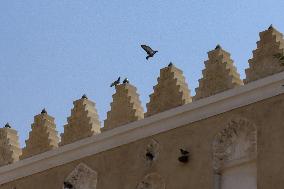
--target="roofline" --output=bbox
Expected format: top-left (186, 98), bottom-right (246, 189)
top-left (1, 72), bottom-right (284, 184)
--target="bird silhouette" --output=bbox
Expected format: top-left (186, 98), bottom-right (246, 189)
top-left (141, 45), bottom-right (158, 60)
top-left (180, 149), bottom-right (189, 155)
top-left (179, 149), bottom-right (189, 163)
top-left (168, 62), bottom-right (173, 67)
top-left (64, 181), bottom-right (73, 189)
top-left (4, 122), bottom-right (11, 128)
top-left (110, 77), bottom-right (121, 87)
top-left (41, 108), bottom-right (47, 114)
top-left (81, 94), bottom-right (88, 99)
top-left (123, 78), bottom-right (129, 84)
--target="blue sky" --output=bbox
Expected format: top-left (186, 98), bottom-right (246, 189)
top-left (0, 0), bottom-right (283, 146)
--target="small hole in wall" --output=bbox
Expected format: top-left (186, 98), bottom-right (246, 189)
top-left (146, 151), bottom-right (154, 161)
top-left (178, 148), bottom-right (190, 163)
top-left (64, 181), bottom-right (74, 189)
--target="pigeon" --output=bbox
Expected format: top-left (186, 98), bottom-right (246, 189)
top-left (4, 122), bottom-right (11, 128)
top-left (123, 78), bottom-right (129, 84)
top-left (41, 108), bottom-right (47, 114)
top-left (63, 181), bottom-right (73, 189)
top-left (168, 62), bottom-right (173, 67)
top-left (141, 45), bottom-right (158, 60)
top-left (215, 44), bottom-right (221, 49)
top-left (178, 149), bottom-right (189, 163)
top-left (110, 77), bottom-right (121, 87)
top-left (81, 94), bottom-right (88, 99)
top-left (180, 149), bottom-right (189, 155)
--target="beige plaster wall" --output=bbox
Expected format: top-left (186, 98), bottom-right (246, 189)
top-left (1, 94), bottom-right (284, 189)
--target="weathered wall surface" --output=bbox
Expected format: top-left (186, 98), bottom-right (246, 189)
top-left (1, 94), bottom-right (284, 189)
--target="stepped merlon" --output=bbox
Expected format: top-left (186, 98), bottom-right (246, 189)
top-left (60, 95), bottom-right (101, 146)
top-left (103, 83), bottom-right (144, 131)
top-left (0, 124), bottom-right (21, 166)
top-left (194, 45), bottom-right (243, 100)
top-left (145, 63), bottom-right (191, 117)
top-left (245, 25), bottom-right (284, 83)
top-left (20, 109), bottom-right (59, 159)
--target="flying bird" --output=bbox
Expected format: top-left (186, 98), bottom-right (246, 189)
top-left (141, 45), bottom-right (158, 60)
top-left (110, 77), bottom-right (121, 87)
top-left (123, 78), bottom-right (129, 84)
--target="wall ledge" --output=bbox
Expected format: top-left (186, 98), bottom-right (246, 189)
top-left (1, 71), bottom-right (284, 184)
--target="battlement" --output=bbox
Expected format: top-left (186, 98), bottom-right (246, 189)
top-left (1, 26), bottom-right (284, 186)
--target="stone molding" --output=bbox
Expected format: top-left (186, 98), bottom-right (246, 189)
top-left (0, 71), bottom-right (284, 184)
top-left (64, 163), bottom-right (97, 189)
top-left (212, 117), bottom-right (257, 172)
top-left (136, 173), bottom-right (165, 189)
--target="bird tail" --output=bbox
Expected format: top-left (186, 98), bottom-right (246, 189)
top-left (146, 56), bottom-right (150, 60)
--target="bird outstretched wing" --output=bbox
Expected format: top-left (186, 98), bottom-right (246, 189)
top-left (141, 45), bottom-right (154, 55)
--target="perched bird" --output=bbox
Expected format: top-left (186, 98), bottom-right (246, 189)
top-left (110, 77), bottom-right (121, 87)
top-left (168, 62), bottom-right (173, 67)
top-left (4, 122), bottom-right (11, 128)
top-left (41, 108), bottom-right (47, 114)
top-left (81, 94), bottom-right (88, 99)
top-left (215, 44), bottom-right (221, 49)
top-left (178, 148), bottom-right (189, 163)
top-left (180, 148), bottom-right (189, 155)
top-left (123, 78), bottom-right (129, 84)
top-left (64, 181), bottom-right (73, 189)
top-left (141, 45), bottom-right (158, 60)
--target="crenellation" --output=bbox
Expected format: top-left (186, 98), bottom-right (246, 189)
top-left (0, 124), bottom-right (21, 167)
top-left (60, 95), bottom-right (101, 146)
top-left (194, 45), bottom-right (243, 100)
top-left (245, 25), bottom-right (284, 83)
top-left (145, 63), bottom-right (192, 117)
top-left (103, 82), bottom-right (144, 131)
top-left (0, 26), bottom-right (284, 179)
top-left (20, 109), bottom-right (59, 159)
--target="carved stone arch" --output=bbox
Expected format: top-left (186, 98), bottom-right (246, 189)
top-left (212, 117), bottom-right (257, 172)
top-left (136, 173), bottom-right (166, 189)
top-left (63, 163), bottom-right (98, 189)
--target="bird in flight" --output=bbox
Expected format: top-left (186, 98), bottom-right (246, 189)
top-left (110, 77), bottom-right (121, 87)
top-left (141, 45), bottom-right (158, 60)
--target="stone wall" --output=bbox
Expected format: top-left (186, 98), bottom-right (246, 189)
top-left (1, 93), bottom-right (284, 189)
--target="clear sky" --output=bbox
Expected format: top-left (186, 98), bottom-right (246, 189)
top-left (0, 0), bottom-right (283, 146)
